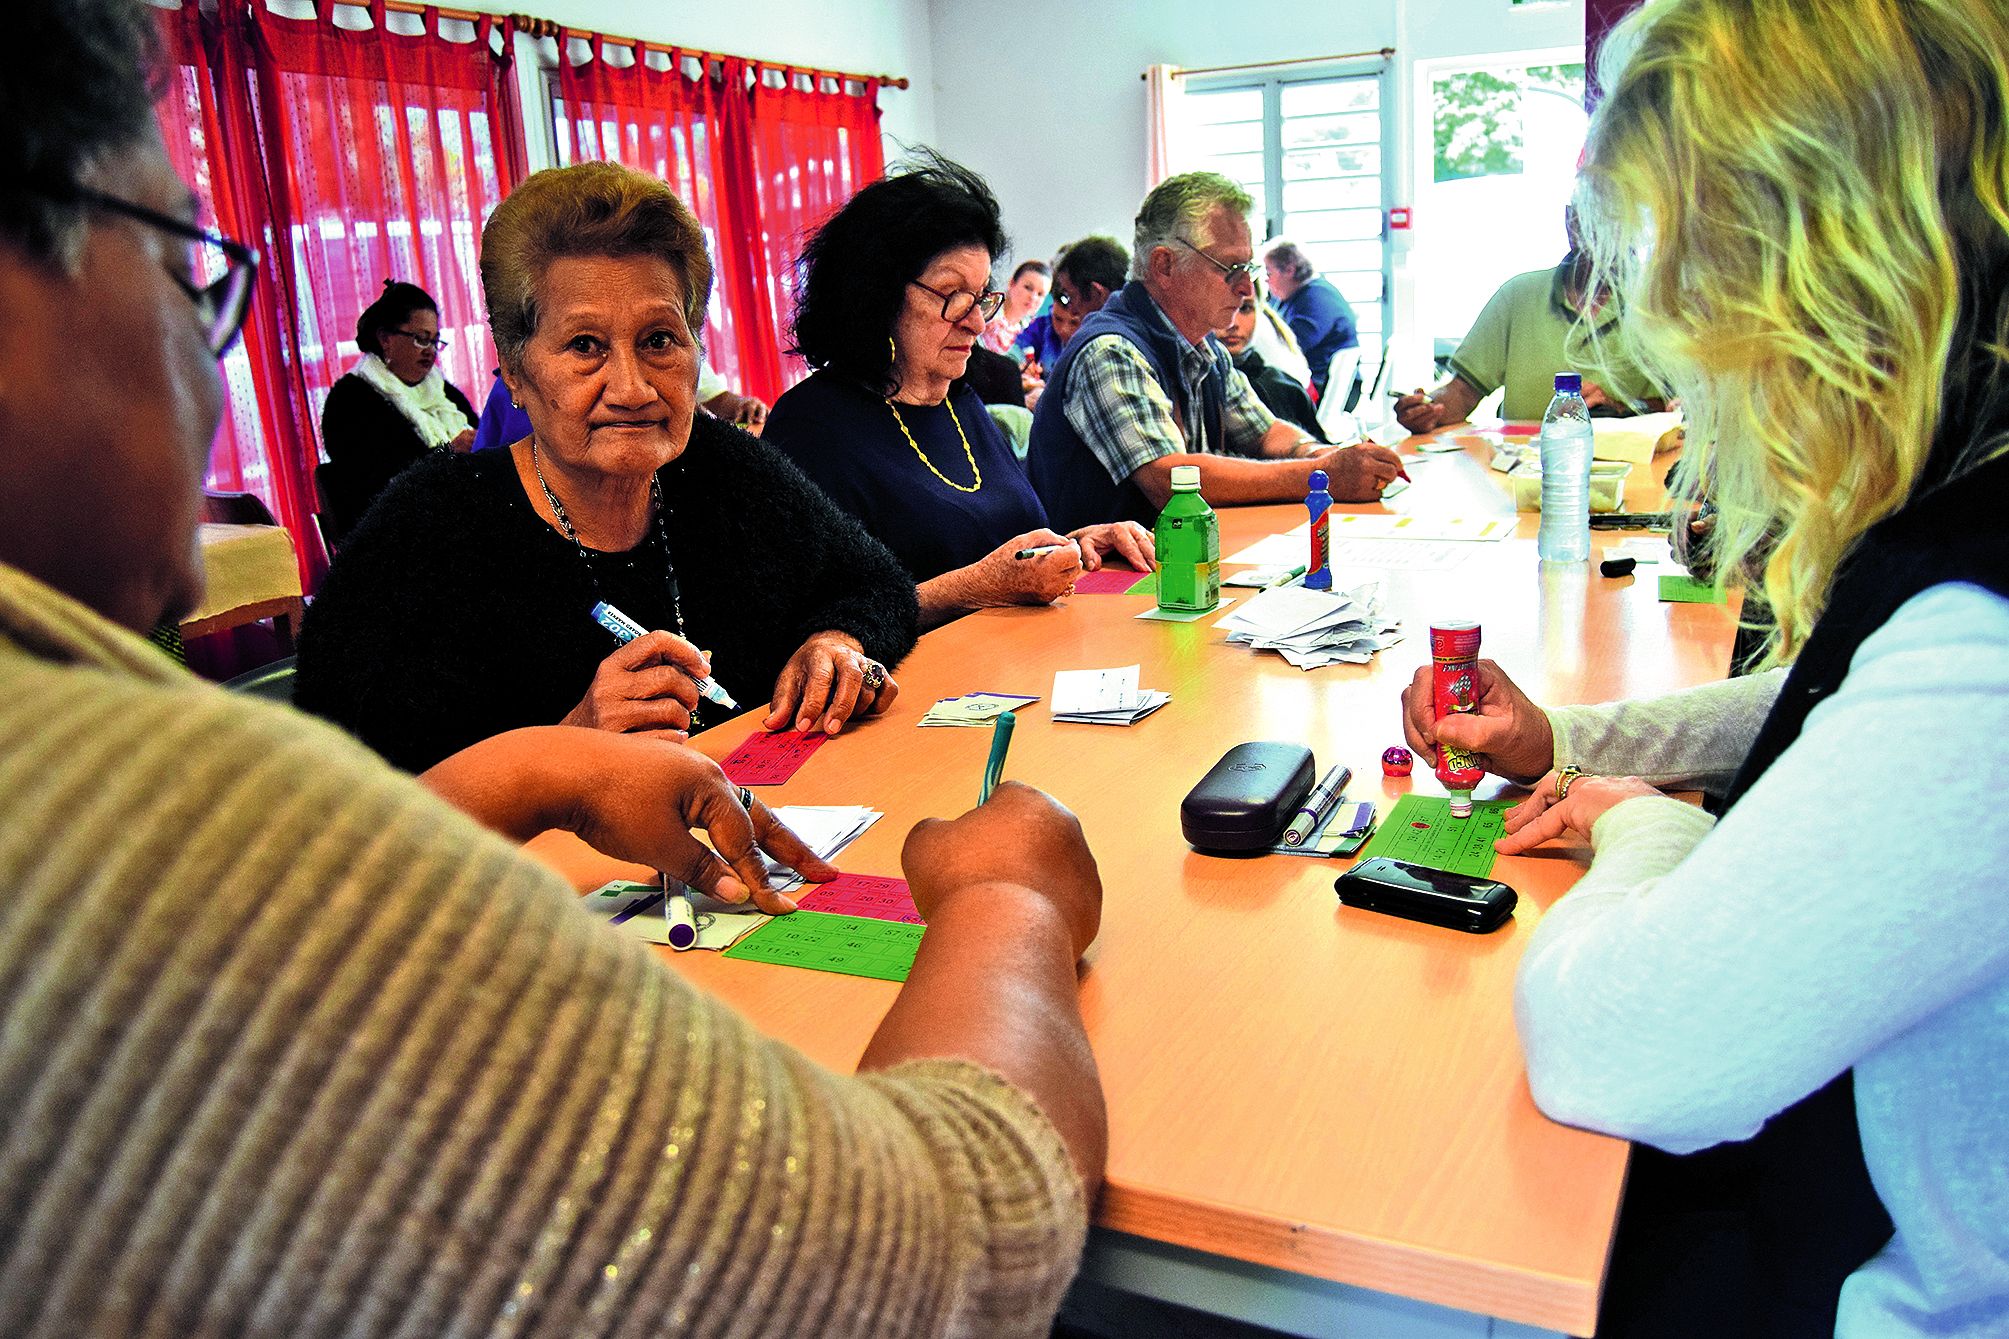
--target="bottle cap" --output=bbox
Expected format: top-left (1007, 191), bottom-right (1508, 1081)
top-left (1169, 464), bottom-right (1202, 491)
top-left (1553, 372), bottom-right (1582, 393)
top-left (1308, 469), bottom-right (1329, 493)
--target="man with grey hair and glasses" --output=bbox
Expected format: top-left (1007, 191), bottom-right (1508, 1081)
top-left (1026, 171), bottom-right (1401, 529)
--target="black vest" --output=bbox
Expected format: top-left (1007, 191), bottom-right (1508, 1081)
top-left (1600, 444), bottom-right (2009, 1337)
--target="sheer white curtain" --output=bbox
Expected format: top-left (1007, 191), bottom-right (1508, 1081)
top-left (1143, 63), bottom-right (1186, 187)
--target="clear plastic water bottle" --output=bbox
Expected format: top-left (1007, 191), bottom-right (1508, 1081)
top-left (1537, 372), bottom-right (1594, 563)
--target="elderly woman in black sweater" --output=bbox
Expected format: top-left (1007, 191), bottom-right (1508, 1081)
top-left (298, 162), bottom-right (918, 780)
top-left (317, 280), bottom-right (478, 535)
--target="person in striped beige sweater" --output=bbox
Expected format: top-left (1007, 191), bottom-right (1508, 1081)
top-left (0, 3), bottom-right (1106, 1335)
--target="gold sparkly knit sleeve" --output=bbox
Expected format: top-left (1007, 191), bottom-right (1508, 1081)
top-left (0, 608), bottom-right (1087, 1338)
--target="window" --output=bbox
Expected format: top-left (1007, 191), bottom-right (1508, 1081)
top-left (1184, 68), bottom-right (1391, 373)
top-left (1415, 55), bottom-right (1586, 363)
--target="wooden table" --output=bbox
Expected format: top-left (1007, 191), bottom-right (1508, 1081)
top-left (531, 426), bottom-right (1736, 1338)
top-left (180, 522), bottom-right (305, 645)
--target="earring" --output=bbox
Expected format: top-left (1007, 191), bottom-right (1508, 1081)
top-left (888, 335), bottom-right (897, 361)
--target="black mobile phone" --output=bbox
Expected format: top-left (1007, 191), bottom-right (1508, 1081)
top-left (1334, 857), bottom-right (1517, 933)
top-left (1588, 511), bottom-right (1671, 530)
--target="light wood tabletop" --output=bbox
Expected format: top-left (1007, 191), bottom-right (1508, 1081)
top-left (529, 425), bottom-right (1736, 1337)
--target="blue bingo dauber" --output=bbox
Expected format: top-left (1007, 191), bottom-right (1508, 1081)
top-left (591, 600), bottom-right (739, 710)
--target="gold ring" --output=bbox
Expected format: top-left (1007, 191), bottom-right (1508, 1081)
top-left (1554, 766), bottom-right (1585, 803)
top-left (862, 662), bottom-right (886, 691)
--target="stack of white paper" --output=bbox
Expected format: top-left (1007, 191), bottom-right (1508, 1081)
top-left (759, 804), bottom-right (881, 889)
top-left (919, 691), bottom-right (1040, 726)
top-left (1050, 665), bottom-right (1170, 725)
top-left (1214, 583), bottom-right (1403, 670)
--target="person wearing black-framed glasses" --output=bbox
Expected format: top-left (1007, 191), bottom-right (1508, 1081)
top-left (318, 278), bottom-right (478, 539)
top-left (766, 152), bottom-right (1157, 631)
top-left (1011, 235), bottom-right (1129, 408)
top-left (1024, 170), bottom-right (1404, 533)
top-left (28, 182), bottom-right (260, 359)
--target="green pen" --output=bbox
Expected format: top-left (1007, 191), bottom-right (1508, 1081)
top-left (980, 711), bottom-right (1016, 804)
top-left (1266, 564), bottom-right (1308, 589)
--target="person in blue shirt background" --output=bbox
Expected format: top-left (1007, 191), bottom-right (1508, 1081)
top-left (1262, 238), bottom-right (1357, 403)
top-left (1014, 235), bottom-right (1129, 408)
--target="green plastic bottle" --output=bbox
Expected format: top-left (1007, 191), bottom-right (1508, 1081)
top-left (1154, 464), bottom-right (1220, 612)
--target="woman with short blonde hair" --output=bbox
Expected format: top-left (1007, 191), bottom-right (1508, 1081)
top-left (1400, 0), bottom-right (2009, 1332)
top-left (299, 162), bottom-right (923, 780)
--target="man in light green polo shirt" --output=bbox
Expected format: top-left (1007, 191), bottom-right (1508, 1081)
top-left (1396, 212), bottom-right (1664, 429)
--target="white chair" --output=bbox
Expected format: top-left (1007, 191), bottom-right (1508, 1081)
top-left (1316, 347), bottom-right (1363, 440)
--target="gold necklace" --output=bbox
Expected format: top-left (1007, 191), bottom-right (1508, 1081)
top-left (886, 396), bottom-right (983, 493)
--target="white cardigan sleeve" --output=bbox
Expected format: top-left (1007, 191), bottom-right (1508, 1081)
top-left (1546, 668), bottom-right (1786, 793)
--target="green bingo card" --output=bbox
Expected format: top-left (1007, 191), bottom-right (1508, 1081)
top-left (1353, 795), bottom-right (1511, 878)
top-left (723, 910), bottom-right (924, 982)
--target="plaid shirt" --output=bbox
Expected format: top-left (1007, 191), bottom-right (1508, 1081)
top-left (1059, 295), bottom-right (1278, 486)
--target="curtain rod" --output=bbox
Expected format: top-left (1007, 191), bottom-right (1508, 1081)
top-left (375, 0), bottom-right (485, 20)
top-left (295, 4), bottom-right (907, 88)
top-left (509, 12), bottom-right (910, 89)
top-left (1151, 47), bottom-right (1395, 80)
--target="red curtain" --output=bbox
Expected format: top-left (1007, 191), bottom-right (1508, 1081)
top-left (554, 39), bottom-right (757, 396)
top-left (555, 42), bottom-right (884, 403)
top-left (242, 1), bottom-right (516, 430)
top-left (154, 5), bottom-right (317, 566)
top-left (739, 67), bottom-right (887, 392)
top-left (150, 1), bottom-right (519, 588)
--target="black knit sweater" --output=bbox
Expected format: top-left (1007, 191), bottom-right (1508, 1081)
top-left (318, 371), bottom-right (478, 539)
top-left (296, 415), bottom-right (921, 772)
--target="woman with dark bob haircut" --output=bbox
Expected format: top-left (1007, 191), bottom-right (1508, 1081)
top-left (317, 278), bottom-right (477, 535)
top-left (764, 153), bottom-right (1154, 628)
top-left (298, 162), bottom-right (923, 778)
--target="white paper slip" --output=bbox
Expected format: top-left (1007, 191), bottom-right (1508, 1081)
top-left (1324, 512), bottom-right (1513, 543)
top-left (1610, 537), bottom-right (1673, 565)
top-left (919, 691), bottom-right (1041, 726)
top-left (1377, 476), bottom-right (1411, 500)
top-left (1328, 538), bottom-right (1479, 573)
top-left (1051, 665), bottom-right (1171, 724)
top-left (758, 804), bottom-right (881, 890)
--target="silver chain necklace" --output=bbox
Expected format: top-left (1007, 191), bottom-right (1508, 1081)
top-left (530, 438), bottom-right (687, 638)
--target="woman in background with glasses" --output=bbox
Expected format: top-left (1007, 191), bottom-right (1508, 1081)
top-left (318, 279), bottom-right (477, 534)
top-left (764, 154), bottom-right (1154, 629)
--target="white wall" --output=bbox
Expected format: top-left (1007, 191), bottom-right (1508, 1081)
top-left (925, 0), bottom-right (1580, 264)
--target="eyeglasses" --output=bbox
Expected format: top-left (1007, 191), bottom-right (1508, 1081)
top-left (388, 328), bottom-right (450, 351)
top-left (1175, 237), bottom-right (1260, 285)
top-left (64, 185), bottom-right (260, 358)
top-left (909, 279), bottom-right (1006, 324)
